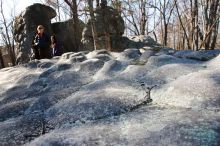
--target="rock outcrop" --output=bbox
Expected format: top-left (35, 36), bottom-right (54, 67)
top-left (14, 4), bottom-right (85, 64)
top-left (111, 35), bottom-right (161, 52)
top-left (14, 3), bottom-right (56, 64)
top-left (0, 49), bottom-right (220, 145)
top-left (52, 19), bottom-right (84, 53)
top-left (81, 6), bottom-right (125, 51)
top-left (14, 4), bottom-right (161, 64)
top-left (81, 6), bottom-right (160, 52)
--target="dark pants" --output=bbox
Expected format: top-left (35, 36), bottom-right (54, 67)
top-left (33, 47), bottom-right (40, 59)
top-left (33, 46), bottom-right (51, 59)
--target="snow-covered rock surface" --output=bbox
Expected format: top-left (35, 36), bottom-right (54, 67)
top-left (0, 48), bottom-right (220, 146)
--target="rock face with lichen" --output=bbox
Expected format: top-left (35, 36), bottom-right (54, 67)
top-left (14, 3), bottom-right (56, 64)
top-left (14, 4), bottom-right (85, 64)
top-left (14, 4), bottom-right (161, 64)
top-left (81, 6), bottom-right (125, 51)
top-left (81, 6), bottom-right (161, 52)
top-left (51, 19), bottom-right (85, 53)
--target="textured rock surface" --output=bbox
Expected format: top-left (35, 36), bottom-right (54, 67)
top-left (174, 50), bottom-right (220, 61)
top-left (81, 5), bottom-right (160, 52)
top-left (14, 3), bottom-right (56, 64)
top-left (0, 49), bottom-right (220, 146)
top-left (14, 4), bottom-right (85, 64)
top-left (52, 19), bottom-right (85, 53)
top-left (81, 6), bottom-right (125, 51)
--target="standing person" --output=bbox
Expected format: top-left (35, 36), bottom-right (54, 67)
top-left (32, 25), bottom-right (51, 59)
top-left (50, 35), bottom-right (62, 56)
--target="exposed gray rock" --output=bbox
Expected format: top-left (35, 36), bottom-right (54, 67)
top-left (128, 35), bottom-right (160, 47)
top-left (57, 63), bottom-right (72, 71)
top-left (207, 54), bottom-right (220, 69)
top-left (155, 48), bottom-right (176, 56)
top-left (81, 6), bottom-right (125, 51)
top-left (0, 50), bottom-right (220, 146)
top-left (94, 54), bottom-right (113, 62)
top-left (14, 4), bottom-right (85, 64)
top-left (61, 52), bottom-right (75, 59)
top-left (69, 52), bottom-right (85, 58)
top-left (94, 49), bottom-right (111, 55)
top-left (174, 50), bottom-right (220, 61)
top-left (147, 55), bottom-right (200, 67)
top-left (139, 50), bottom-right (156, 62)
top-left (37, 60), bottom-right (55, 69)
top-left (14, 3), bottom-right (56, 64)
top-left (27, 107), bottom-right (220, 146)
top-left (94, 60), bottom-right (129, 80)
top-left (23, 60), bottom-right (41, 69)
top-left (117, 48), bottom-right (142, 60)
top-left (86, 49), bottom-right (111, 60)
top-left (81, 6), bottom-right (161, 52)
top-left (152, 69), bottom-right (220, 109)
top-left (84, 49), bottom-right (113, 62)
top-left (52, 19), bottom-right (85, 53)
top-left (69, 55), bottom-right (87, 63)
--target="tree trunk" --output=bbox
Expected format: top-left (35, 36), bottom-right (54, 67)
top-left (153, 31), bottom-right (157, 43)
top-left (99, 0), bottom-right (111, 50)
top-left (88, 0), bottom-right (99, 50)
top-left (102, 5), bottom-right (112, 51)
top-left (64, 0), bottom-right (80, 51)
top-left (72, 0), bottom-right (80, 51)
top-left (210, 13), bottom-right (219, 50)
top-left (0, 0), bottom-right (15, 65)
top-left (194, 0), bottom-right (199, 50)
top-left (140, 0), bottom-right (147, 35)
top-left (210, 0), bottom-right (220, 50)
top-left (160, 0), bottom-right (174, 46)
top-left (202, 0), bottom-right (220, 50)
top-left (174, 0), bottom-right (191, 49)
top-left (190, 0), bottom-right (195, 50)
top-left (173, 19), bottom-right (176, 49)
top-left (163, 23), bottom-right (168, 46)
top-left (0, 48), bottom-right (4, 68)
top-left (210, 24), bottom-right (218, 50)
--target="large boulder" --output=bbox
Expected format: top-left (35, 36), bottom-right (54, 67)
top-left (81, 6), bottom-right (125, 51)
top-left (81, 6), bottom-right (161, 52)
top-left (111, 35), bottom-right (161, 51)
top-left (14, 3), bottom-right (56, 64)
top-left (52, 19), bottom-right (85, 53)
top-left (128, 35), bottom-right (161, 48)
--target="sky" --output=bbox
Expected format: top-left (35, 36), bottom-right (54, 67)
top-left (2, 0), bottom-right (43, 19)
top-left (0, 0), bottom-right (43, 45)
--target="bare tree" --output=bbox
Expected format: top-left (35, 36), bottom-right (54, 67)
top-left (88, 0), bottom-right (98, 50)
top-left (120, 0), bottom-right (153, 36)
top-left (140, 0), bottom-right (148, 35)
top-left (172, 0), bottom-right (220, 50)
top-left (201, 0), bottom-right (220, 50)
top-left (160, 0), bottom-right (175, 46)
top-left (174, 0), bottom-right (191, 49)
top-left (0, 46), bottom-right (4, 68)
top-left (64, 0), bottom-right (81, 51)
top-left (26, 0), bottom-right (220, 51)
top-left (101, 0), bottom-right (112, 51)
top-left (147, 0), bottom-right (175, 46)
top-left (0, 0), bottom-right (15, 65)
